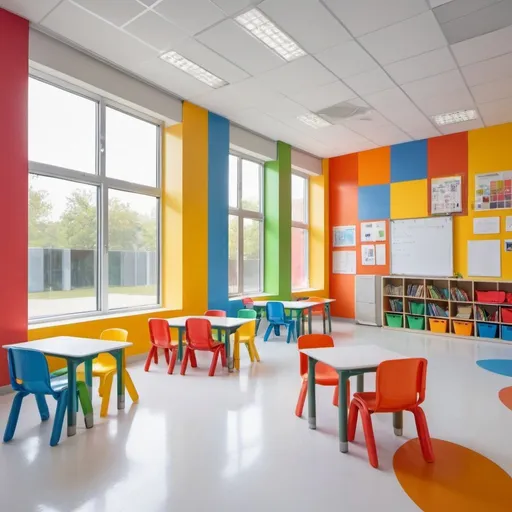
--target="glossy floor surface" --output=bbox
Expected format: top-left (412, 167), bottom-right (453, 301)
top-left (1, 321), bottom-right (512, 512)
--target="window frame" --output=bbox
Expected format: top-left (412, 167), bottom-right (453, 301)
top-left (28, 71), bottom-right (163, 323)
top-left (228, 151), bottom-right (264, 297)
top-left (291, 173), bottom-right (309, 291)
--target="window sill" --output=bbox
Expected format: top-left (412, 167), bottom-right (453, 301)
top-left (228, 292), bottom-right (273, 302)
top-left (292, 288), bottom-right (325, 294)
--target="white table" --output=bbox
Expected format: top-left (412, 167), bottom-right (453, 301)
top-left (300, 345), bottom-right (405, 453)
top-left (167, 316), bottom-right (255, 372)
top-left (4, 337), bottom-right (132, 436)
top-left (252, 299), bottom-right (336, 335)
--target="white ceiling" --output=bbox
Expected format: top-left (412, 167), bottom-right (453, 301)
top-left (2, 0), bottom-right (512, 158)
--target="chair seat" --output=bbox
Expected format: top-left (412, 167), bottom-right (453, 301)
top-left (50, 375), bottom-right (69, 393)
top-left (353, 392), bottom-right (377, 411)
top-left (302, 362), bottom-right (338, 385)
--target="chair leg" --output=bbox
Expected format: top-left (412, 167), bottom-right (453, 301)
top-left (98, 375), bottom-right (105, 397)
top-left (100, 372), bottom-right (115, 418)
top-left (164, 348), bottom-right (170, 365)
top-left (220, 345), bottom-right (227, 368)
top-left (245, 341), bottom-right (254, 362)
top-left (189, 348), bottom-right (197, 368)
top-left (35, 394), bottom-right (50, 421)
top-left (295, 380), bottom-right (308, 417)
top-left (209, 349), bottom-right (221, 377)
top-left (153, 349), bottom-right (159, 364)
top-left (144, 347), bottom-right (156, 372)
top-left (347, 401), bottom-right (359, 442)
top-left (412, 407), bottom-right (435, 463)
top-left (167, 348), bottom-right (178, 375)
top-left (263, 324), bottom-right (273, 342)
top-left (332, 386), bottom-right (339, 407)
top-left (124, 371), bottom-right (140, 402)
top-left (77, 382), bottom-right (94, 429)
top-left (180, 347), bottom-right (191, 375)
top-left (250, 340), bottom-right (260, 362)
top-left (234, 337), bottom-right (241, 370)
top-left (360, 408), bottom-right (378, 468)
top-left (50, 390), bottom-right (68, 447)
top-left (3, 391), bottom-right (27, 442)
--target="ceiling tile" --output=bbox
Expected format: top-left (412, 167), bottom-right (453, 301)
top-left (315, 40), bottom-right (377, 79)
top-left (462, 52), bottom-right (512, 86)
top-left (385, 47), bottom-right (456, 84)
top-left (289, 81), bottom-right (357, 112)
top-left (407, 125), bottom-right (441, 139)
top-left (438, 118), bottom-right (484, 134)
top-left (471, 76), bottom-right (512, 103)
top-left (451, 24), bottom-right (512, 66)
top-left (322, 0), bottom-right (429, 37)
top-left (342, 113), bottom-right (412, 146)
top-left (478, 96), bottom-right (512, 125)
top-left (259, 0), bottom-right (351, 54)
top-left (429, 0), bottom-right (455, 6)
top-left (257, 56), bottom-right (336, 96)
top-left (71, 0), bottom-right (146, 26)
top-left (358, 11), bottom-right (447, 65)
top-left (42, 1), bottom-right (157, 69)
top-left (0, 0), bottom-right (62, 23)
top-left (171, 38), bottom-right (249, 84)
top-left (124, 10), bottom-right (188, 51)
top-left (343, 68), bottom-right (395, 97)
top-left (196, 19), bottom-right (284, 74)
top-left (138, 0), bottom-right (159, 5)
top-left (413, 87), bottom-right (476, 115)
top-left (402, 69), bottom-right (466, 101)
top-left (433, 0), bottom-right (501, 24)
top-left (153, 0), bottom-right (225, 35)
top-left (211, 0), bottom-right (260, 15)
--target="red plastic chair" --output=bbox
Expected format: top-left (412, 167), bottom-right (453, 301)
top-left (204, 310), bottom-right (226, 317)
top-left (146, 319), bottom-right (180, 375)
top-left (347, 358), bottom-right (434, 468)
top-left (241, 298), bottom-right (254, 308)
top-left (295, 334), bottom-right (350, 416)
top-left (181, 318), bottom-right (227, 377)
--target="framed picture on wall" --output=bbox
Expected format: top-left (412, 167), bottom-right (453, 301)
top-left (333, 225), bottom-right (356, 247)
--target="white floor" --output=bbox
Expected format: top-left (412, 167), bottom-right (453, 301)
top-left (1, 321), bottom-right (512, 512)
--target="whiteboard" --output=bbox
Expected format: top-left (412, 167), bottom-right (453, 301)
top-left (391, 217), bottom-right (453, 277)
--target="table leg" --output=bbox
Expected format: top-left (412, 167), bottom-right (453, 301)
top-left (338, 370), bottom-right (350, 453)
top-left (225, 329), bottom-right (233, 373)
top-left (393, 411), bottom-right (403, 436)
top-left (357, 373), bottom-right (364, 392)
top-left (66, 359), bottom-right (78, 437)
top-left (327, 303), bottom-right (332, 333)
top-left (296, 311), bottom-right (302, 337)
top-left (114, 349), bottom-right (125, 410)
top-left (307, 357), bottom-right (317, 429)
top-left (84, 358), bottom-right (93, 398)
top-left (178, 328), bottom-right (184, 361)
top-left (308, 307), bottom-right (313, 334)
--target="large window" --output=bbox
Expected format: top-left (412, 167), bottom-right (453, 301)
top-left (229, 154), bottom-right (263, 296)
top-left (292, 174), bottom-right (309, 290)
top-left (28, 76), bottom-right (161, 321)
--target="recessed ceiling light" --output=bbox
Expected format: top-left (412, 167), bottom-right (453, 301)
top-left (432, 109), bottom-right (478, 126)
top-left (160, 51), bottom-right (227, 89)
top-left (297, 113), bottom-right (332, 129)
top-left (235, 8), bottom-right (306, 62)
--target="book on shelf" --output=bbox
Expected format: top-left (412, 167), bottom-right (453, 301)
top-left (389, 299), bottom-right (403, 312)
top-left (427, 303), bottom-right (448, 317)
top-left (456, 305), bottom-right (472, 320)
top-left (450, 287), bottom-right (470, 302)
top-left (427, 285), bottom-right (449, 300)
top-left (474, 305), bottom-right (498, 322)
top-left (406, 284), bottom-right (424, 297)
top-left (384, 284), bottom-right (403, 296)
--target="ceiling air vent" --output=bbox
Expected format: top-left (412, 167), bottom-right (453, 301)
top-left (316, 101), bottom-right (373, 125)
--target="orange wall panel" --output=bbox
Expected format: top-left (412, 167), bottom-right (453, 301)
top-left (330, 274), bottom-right (355, 318)
top-left (358, 147), bottom-right (390, 186)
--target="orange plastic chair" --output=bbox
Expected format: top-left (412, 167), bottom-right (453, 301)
top-left (146, 319), bottom-right (179, 375)
top-left (347, 358), bottom-right (434, 468)
top-left (181, 318), bottom-right (227, 377)
top-left (295, 334), bottom-right (350, 417)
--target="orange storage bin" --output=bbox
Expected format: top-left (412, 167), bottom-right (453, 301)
top-left (429, 318), bottom-right (448, 333)
top-left (453, 320), bottom-right (473, 336)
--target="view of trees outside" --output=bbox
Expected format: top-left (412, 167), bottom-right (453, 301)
top-left (292, 175), bottom-right (309, 290)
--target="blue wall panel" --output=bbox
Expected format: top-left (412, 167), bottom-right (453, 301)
top-left (358, 184), bottom-right (390, 221)
top-left (391, 140), bottom-right (427, 183)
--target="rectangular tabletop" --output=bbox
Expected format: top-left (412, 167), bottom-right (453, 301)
top-left (166, 316), bottom-right (255, 329)
top-left (252, 299), bottom-right (335, 310)
top-left (3, 336), bottom-right (132, 358)
top-left (301, 345), bottom-right (405, 370)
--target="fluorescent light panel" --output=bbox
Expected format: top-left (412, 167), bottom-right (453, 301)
top-left (297, 113), bottom-right (332, 129)
top-left (432, 109), bottom-right (477, 126)
top-left (160, 51), bottom-right (227, 89)
top-left (236, 8), bottom-right (306, 62)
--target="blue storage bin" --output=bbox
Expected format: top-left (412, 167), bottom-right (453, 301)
top-left (502, 325), bottom-right (512, 342)
top-left (477, 322), bottom-right (498, 339)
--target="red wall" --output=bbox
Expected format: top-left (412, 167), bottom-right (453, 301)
top-left (0, 9), bottom-right (29, 385)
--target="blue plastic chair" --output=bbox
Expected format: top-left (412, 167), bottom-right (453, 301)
top-left (3, 349), bottom-right (93, 447)
top-left (263, 302), bottom-right (297, 343)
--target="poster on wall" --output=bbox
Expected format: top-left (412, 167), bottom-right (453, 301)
top-left (475, 171), bottom-right (512, 210)
top-left (332, 251), bottom-right (356, 274)
top-left (361, 245), bottom-right (375, 266)
top-left (333, 225), bottom-right (356, 247)
top-left (431, 176), bottom-right (462, 214)
top-left (360, 221), bottom-right (386, 242)
top-left (376, 244), bottom-right (386, 266)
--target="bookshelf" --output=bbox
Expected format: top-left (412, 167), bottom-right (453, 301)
top-left (382, 277), bottom-right (512, 344)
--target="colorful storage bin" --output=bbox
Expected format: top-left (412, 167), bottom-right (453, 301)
top-left (406, 315), bottom-right (425, 330)
top-left (385, 313), bottom-right (403, 328)
top-left (409, 302), bottom-right (425, 315)
top-left (477, 322), bottom-right (498, 339)
top-left (501, 325), bottom-right (512, 342)
top-left (453, 320), bottom-right (473, 336)
top-left (429, 318), bottom-right (448, 333)
top-left (502, 308), bottom-right (512, 324)
top-left (475, 290), bottom-right (505, 303)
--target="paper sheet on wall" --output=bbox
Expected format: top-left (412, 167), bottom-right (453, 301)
top-left (473, 217), bottom-right (500, 234)
top-left (361, 245), bottom-right (375, 266)
top-left (333, 251), bottom-right (356, 274)
top-left (333, 225), bottom-right (356, 247)
top-left (475, 171), bottom-right (512, 210)
top-left (360, 221), bottom-right (386, 242)
top-left (468, 240), bottom-right (501, 277)
top-left (431, 176), bottom-right (462, 214)
top-left (376, 244), bottom-right (386, 266)
top-left (506, 216), bottom-right (512, 232)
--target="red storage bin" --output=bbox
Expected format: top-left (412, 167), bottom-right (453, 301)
top-left (502, 308), bottom-right (512, 324)
top-left (506, 292), bottom-right (512, 304)
top-left (475, 290), bottom-right (505, 303)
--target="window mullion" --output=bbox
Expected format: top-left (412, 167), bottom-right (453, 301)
top-left (238, 214), bottom-right (244, 295)
top-left (98, 98), bottom-right (108, 313)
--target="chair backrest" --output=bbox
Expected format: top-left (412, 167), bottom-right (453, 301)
top-left (297, 334), bottom-right (334, 376)
top-left (98, 328), bottom-right (129, 365)
top-left (374, 358), bottom-right (428, 411)
top-left (241, 298), bottom-right (254, 309)
top-left (204, 310), bottom-right (227, 317)
top-left (7, 349), bottom-right (53, 395)
top-left (237, 309), bottom-right (257, 338)
top-left (148, 319), bottom-right (172, 348)
top-left (266, 301), bottom-right (285, 323)
top-left (308, 296), bottom-right (326, 313)
top-left (186, 318), bottom-right (216, 350)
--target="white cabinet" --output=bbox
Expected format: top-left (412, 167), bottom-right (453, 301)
top-left (355, 275), bottom-right (382, 326)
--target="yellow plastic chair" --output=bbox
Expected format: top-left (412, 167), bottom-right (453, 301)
top-left (234, 310), bottom-right (260, 370)
top-left (77, 328), bottom-right (139, 417)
